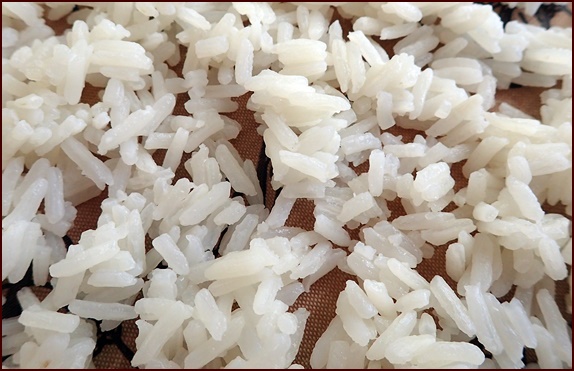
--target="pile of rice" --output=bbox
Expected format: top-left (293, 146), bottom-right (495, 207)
top-left (2, 2), bottom-right (572, 369)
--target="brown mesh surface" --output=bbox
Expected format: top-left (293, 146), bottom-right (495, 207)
top-left (2, 3), bottom-right (572, 369)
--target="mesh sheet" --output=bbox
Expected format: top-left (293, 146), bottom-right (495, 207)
top-left (2, 3), bottom-right (572, 369)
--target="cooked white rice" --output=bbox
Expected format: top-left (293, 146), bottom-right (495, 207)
top-left (1, 1), bottom-right (572, 369)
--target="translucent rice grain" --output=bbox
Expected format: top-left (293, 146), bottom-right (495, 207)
top-left (99, 107), bottom-right (155, 153)
top-left (384, 334), bottom-right (435, 364)
top-left (68, 299), bottom-right (137, 321)
top-left (235, 38), bottom-right (254, 85)
top-left (43, 272), bottom-right (84, 311)
top-left (152, 233), bottom-right (190, 275)
top-left (132, 301), bottom-right (193, 367)
top-left (19, 305), bottom-right (80, 333)
top-left (505, 176), bottom-right (544, 222)
top-left (91, 250), bottom-right (137, 273)
top-left (44, 167), bottom-right (65, 224)
top-left (208, 270), bottom-right (271, 298)
top-left (414, 342), bottom-right (485, 366)
top-left (332, 39), bottom-right (350, 93)
top-left (2, 317), bottom-right (24, 337)
top-left (337, 192), bottom-right (376, 223)
top-left (204, 249), bottom-right (268, 280)
top-left (523, 143), bottom-right (571, 176)
top-left (465, 285), bottom-right (503, 354)
top-left (344, 281), bottom-right (378, 319)
top-left (382, 2), bottom-right (422, 22)
top-left (367, 149), bottom-right (385, 197)
top-left (135, 298), bottom-right (181, 321)
top-left (215, 145), bottom-right (257, 196)
top-left (12, 92), bottom-right (43, 111)
top-left (274, 39), bottom-right (327, 65)
top-left (279, 150), bottom-right (338, 183)
top-left (310, 316), bottom-right (345, 368)
top-left (85, 280), bottom-right (144, 305)
top-left (276, 281), bottom-right (306, 306)
top-left (394, 289), bottom-right (430, 312)
top-left (384, 142), bottom-right (425, 158)
top-left (341, 133), bottom-right (381, 156)
top-left (430, 276), bottom-right (475, 337)
top-left (49, 242), bottom-right (120, 278)
top-left (366, 311), bottom-right (417, 360)
top-left (182, 118), bottom-right (221, 154)
top-left (65, 41), bottom-right (89, 105)
top-left (195, 288), bottom-right (228, 341)
top-left (394, 26), bottom-right (439, 59)
top-left (253, 275), bottom-right (283, 315)
top-left (179, 182), bottom-right (231, 226)
top-left (163, 127), bottom-right (189, 171)
top-left (242, 160), bottom-right (264, 206)
top-left (523, 48), bottom-right (572, 76)
top-left (15, 287), bottom-right (40, 310)
top-left (348, 30), bottom-right (383, 67)
top-left (32, 244), bottom-right (51, 286)
top-left (61, 137), bottom-right (114, 190)
top-left (473, 202), bottom-right (499, 222)
top-left (2, 178), bottom-right (47, 228)
top-left (277, 312), bottom-right (298, 335)
top-left (336, 291), bottom-right (377, 347)
top-left (184, 315), bottom-right (244, 368)
top-left (291, 242), bottom-right (331, 279)
top-left (363, 279), bottom-right (395, 317)
top-left (409, 68), bottom-right (433, 120)
top-left (3, 120), bottom-right (34, 166)
top-left (326, 340), bottom-right (351, 368)
top-left (2, 157), bottom-right (24, 216)
top-left (417, 313), bottom-right (436, 337)
top-left (463, 136), bottom-right (509, 177)
top-left (195, 36), bottom-right (229, 59)
top-left (483, 294), bottom-right (524, 365)
top-left (469, 233), bottom-right (494, 291)
top-left (314, 214), bottom-right (351, 247)
top-left (177, 6), bottom-right (211, 31)
top-left (148, 93), bottom-right (176, 134)
top-left (87, 270), bottom-right (138, 287)
top-left (532, 323), bottom-right (563, 368)
top-left (536, 289), bottom-right (572, 365)
top-left (445, 242), bottom-right (466, 281)
top-left (502, 298), bottom-right (537, 348)
top-left (213, 200), bottom-right (246, 226)
top-left (262, 111), bottom-right (299, 151)
top-left (432, 58), bottom-right (484, 85)
top-left (265, 193), bottom-right (296, 229)
top-left (387, 258), bottom-right (429, 290)
top-left (2, 221), bottom-right (28, 281)
top-left (538, 238), bottom-right (568, 280)
top-left (221, 212), bottom-right (259, 255)
top-left (6, 221), bottom-right (41, 283)
top-left (413, 162), bottom-right (455, 202)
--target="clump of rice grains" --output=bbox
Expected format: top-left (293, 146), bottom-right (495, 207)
top-left (2, 2), bottom-right (572, 369)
